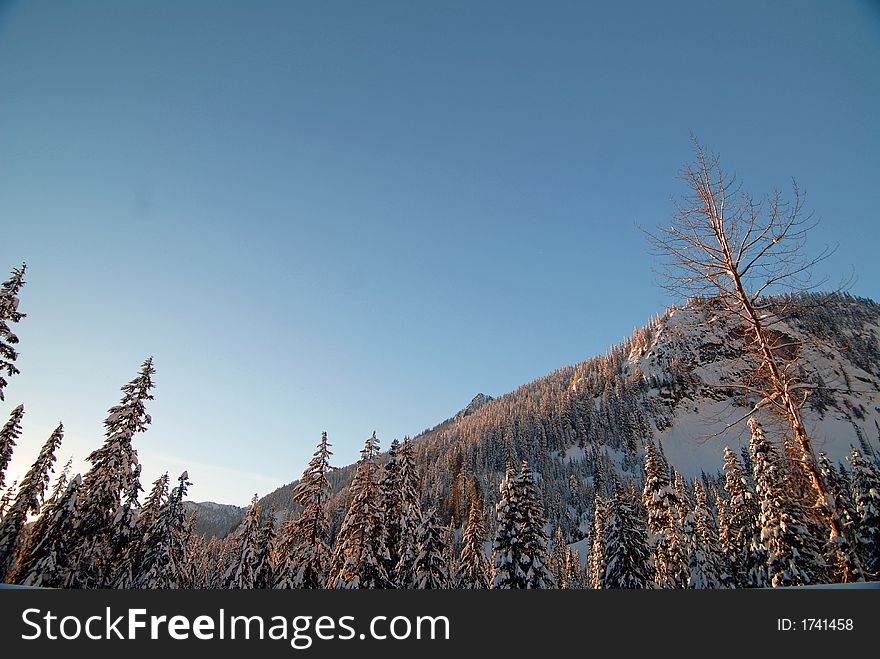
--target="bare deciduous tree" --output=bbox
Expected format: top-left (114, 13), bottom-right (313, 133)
top-left (648, 140), bottom-right (862, 581)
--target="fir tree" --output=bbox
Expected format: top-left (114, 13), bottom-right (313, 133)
top-left (275, 432), bottom-right (334, 588)
top-left (45, 458), bottom-right (73, 509)
top-left (458, 496), bottom-right (490, 588)
top-left (491, 464), bottom-right (525, 588)
top-left (254, 509), bottom-right (276, 589)
top-left (0, 264), bottom-right (27, 402)
top-left (516, 460), bottom-right (555, 588)
top-left (749, 418), bottom-right (822, 587)
top-left (550, 526), bottom-right (569, 588)
top-left (818, 451), bottom-right (861, 582)
top-left (327, 432), bottom-right (390, 589)
top-left (589, 494), bottom-right (606, 589)
top-left (410, 508), bottom-right (449, 589)
top-left (720, 446), bottom-right (759, 587)
top-left (72, 358), bottom-right (155, 587)
top-left (642, 441), bottom-right (686, 588)
top-left (848, 448), bottom-right (880, 578)
top-left (18, 474), bottom-right (82, 587)
top-left (392, 437), bottom-right (421, 584)
top-left (378, 438), bottom-right (403, 580)
top-left (687, 480), bottom-right (722, 588)
top-left (115, 472), bottom-right (168, 587)
top-left (225, 494), bottom-right (264, 589)
top-left (0, 404), bottom-right (24, 492)
top-left (133, 471), bottom-right (192, 588)
top-left (0, 480), bottom-right (16, 519)
top-left (0, 423), bottom-right (63, 580)
top-left (602, 478), bottom-right (652, 589)
top-left (565, 547), bottom-right (584, 589)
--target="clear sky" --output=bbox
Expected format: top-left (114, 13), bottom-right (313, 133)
top-left (1, 0), bottom-right (878, 505)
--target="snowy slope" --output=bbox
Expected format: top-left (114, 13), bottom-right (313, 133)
top-left (194, 293), bottom-right (880, 540)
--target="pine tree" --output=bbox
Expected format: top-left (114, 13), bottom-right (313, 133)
top-left (442, 518), bottom-right (458, 584)
top-left (327, 432), bottom-right (390, 589)
top-left (565, 547), bottom-right (584, 589)
top-left (114, 472), bottom-right (169, 588)
top-left (0, 422), bottom-right (63, 580)
top-left (749, 418), bottom-right (822, 587)
top-left (550, 526), bottom-right (569, 588)
top-left (72, 358), bottom-right (155, 587)
top-left (589, 494), bottom-right (606, 589)
top-left (0, 480), bottom-right (16, 519)
top-left (196, 536), bottom-right (220, 589)
top-left (848, 448), bottom-right (880, 578)
top-left (378, 438), bottom-right (403, 580)
top-left (133, 471), bottom-right (192, 588)
top-left (602, 478), bottom-right (652, 589)
top-left (254, 509), bottom-right (276, 589)
top-left (818, 451), bottom-right (861, 582)
top-left (458, 496), bottom-right (489, 588)
top-left (411, 508), bottom-right (449, 589)
top-left (720, 446), bottom-right (760, 587)
top-left (687, 480), bottom-right (722, 588)
top-left (516, 460), bottom-right (555, 588)
top-left (275, 432), bottom-right (334, 588)
top-left (112, 462), bottom-right (144, 584)
top-left (642, 441), bottom-right (686, 588)
top-left (225, 494), bottom-right (264, 589)
top-left (18, 474), bottom-right (82, 587)
top-left (0, 264), bottom-right (27, 402)
top-left (0, 404), bottom-right (24, 492)
top-left (392, 437), bottom-right (421, 585)
top-left (491, 464), bottom-right (525, 589)
top-left (45, 458), bottom-right (72, 509)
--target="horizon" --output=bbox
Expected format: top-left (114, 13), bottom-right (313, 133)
top-left (1, 0), bottom-right (879, 505)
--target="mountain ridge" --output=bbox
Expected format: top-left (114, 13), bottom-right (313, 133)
top-left (193, 292), bottom-right (880, 541)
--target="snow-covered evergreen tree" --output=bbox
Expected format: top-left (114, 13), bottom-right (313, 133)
top-left (564, 547), bottom-right (584, 589)
top-left (0, 480), bottom-right (15, 519)
top-left (589, 494), bottom-right (606, 589)
top-left (0, 264), bottom-right (27, 402)
top-left (720, 446), bottom-right (759, 587)
top-left (0, 404), bottom-right (24, 493)
top-left (0, 422), bottom-right (63, 580)
top-left (687, 480), bottom-right (722, 588)
top-left (458, 496), bottom-right (489, 588)
top-left (195, 536), bottom-right (219, 588)
top-left (225, 494), bottom-right (264, 589)
top-left (550, 526), bottom-right (570, 588)
top-left (378, 438), bottom-right (403, 580)
top-left (276, 432), bottom-right (334, 588)
top-left (848, 447), bottom-right (880, 578)
top-left (602, 477), bottom-right (652, 589)
top-left (410, 508), bottom-right (449, 589)
top-left (392, 436), bottom-right (421, 584)
top-left (18, 474), bottom-right (82, 587)
top-left (516, 460), bottom-right (555, 588)
top-left (253, 509), bottom-right (276, 589)
top-left (133, 471), bottom-right (192, 588)
top-left (818, 451), bottom-right (862, 582)
top-left (642, 441), bottom-right (686, 588)
top-left (327, 432), bottom-right (390, 588)
top-left (72, 358), bottom-right (155, 587)
top-left (45, 458), bottom-right (72, 510)
top-left (114, 472), bottom-right (168, 588)
top-left (491, 464), bottom-right (525, 589)
top-left (749, 417), bottom-right (822, 587)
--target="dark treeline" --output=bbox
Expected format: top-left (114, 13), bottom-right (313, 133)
top-left (1, 264), bottom-right (878, 588)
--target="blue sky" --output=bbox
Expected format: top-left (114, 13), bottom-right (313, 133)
top-left (1, 0), bottom-right (878, 504)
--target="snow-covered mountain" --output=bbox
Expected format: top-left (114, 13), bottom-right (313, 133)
top-left (196, 293), bottom-right (880, 541)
